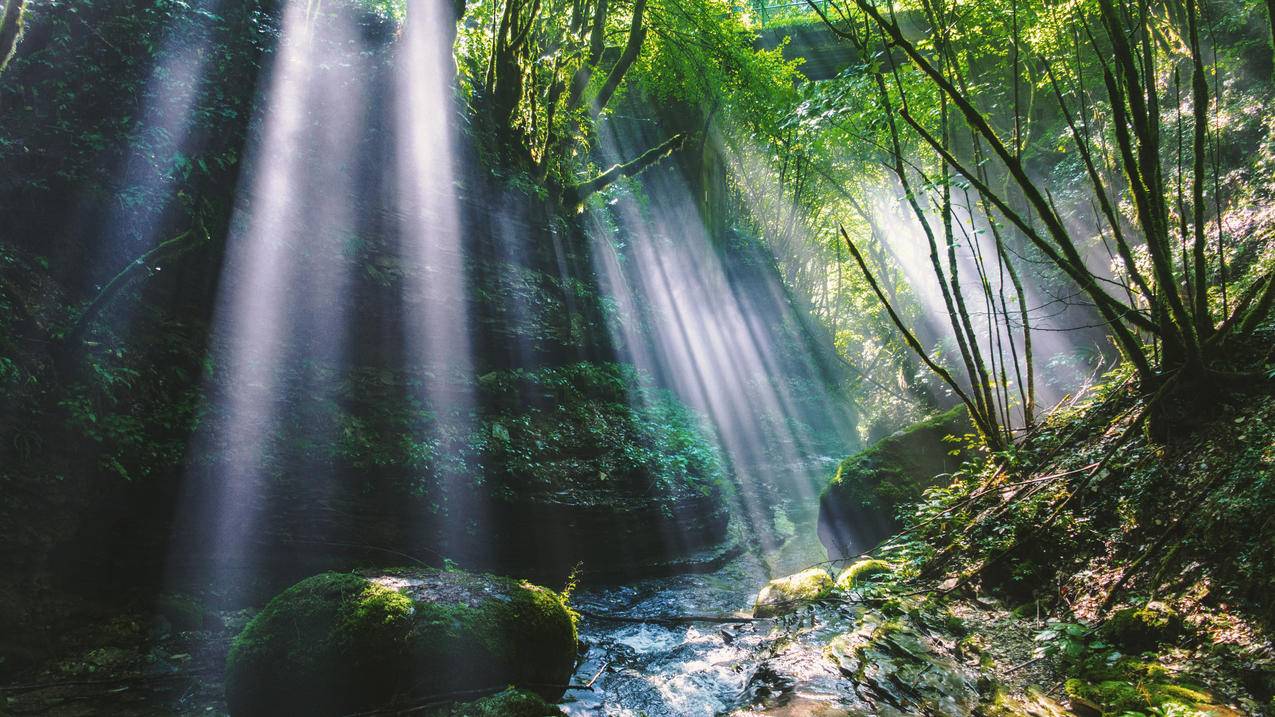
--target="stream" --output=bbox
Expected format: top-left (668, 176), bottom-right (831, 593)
top-left (561, 463), bottom-right (876, 716)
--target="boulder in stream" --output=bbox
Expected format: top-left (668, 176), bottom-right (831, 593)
top-left (223, 568), bottom-right (578, 716)
top-left (752, 567), bottom-right (833, 618)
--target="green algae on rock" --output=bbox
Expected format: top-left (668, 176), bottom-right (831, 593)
top-left (223, 569), bottom-right (578, 717)
top-left (834, 558), bottom-right (891, 591)
top-left (753, 567), bottom-right (833, 617)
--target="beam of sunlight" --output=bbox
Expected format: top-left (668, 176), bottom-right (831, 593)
top-left (167, 0), bottom-right (373, 602)
top-left (392, 1), bottom-right (487, 565)
top-left (587, 118), bottom-right (858, 575)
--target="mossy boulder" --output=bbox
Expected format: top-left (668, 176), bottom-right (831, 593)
top-left (1100, 602), bottom-right (1186, 653)
top-left (819, 406), bottom-right (971, 558)
top-left (834, 559), bottom-right (891, 591)
top-left (753, 567), bottom-right (834, 617)
top-left (224, 569), bottom-right (577, 717)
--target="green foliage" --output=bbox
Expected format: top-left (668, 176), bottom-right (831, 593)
top-left (0, 0), bottom-right (271, 242)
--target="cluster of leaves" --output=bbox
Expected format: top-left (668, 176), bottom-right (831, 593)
top-left (453, 0), bottom-right (800, 200)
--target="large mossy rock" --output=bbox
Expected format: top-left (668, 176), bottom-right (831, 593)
top-left (223, 569), bottom-right (577, 717)
top-left (819, 406), bottom-right (971, 558)
top-left (753, 567), bottom-right (833, 617)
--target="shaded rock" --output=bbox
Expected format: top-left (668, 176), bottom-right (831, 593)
top-left (834, 559), bottom-right (891, 591)
top-left (1100, 602), bottom-right (1185, 653)
top-left (819, 406), bottom-right (971, 559)
top-left (154, 592), bottom-right (216, 632)
top-left (224, 569), bottom-right (577, 717)
top-left (753, 568), bottom-right (834, 618)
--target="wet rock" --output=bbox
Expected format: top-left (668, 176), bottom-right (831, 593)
top-left (224, 568), bottom-right (578, 717)
top-left (753, 568), bottom-right (833, 618)
top-left (825, 614), bottom-right (980, 716)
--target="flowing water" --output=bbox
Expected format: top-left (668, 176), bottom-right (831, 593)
top-left (562, 459), bottom-right (875, 717)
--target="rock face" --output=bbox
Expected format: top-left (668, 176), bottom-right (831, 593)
top-left (170, 362), bottom-right (734, 597)
top-left (819, 406), bottom-right (971, 558)
top-left (223, 569), bottom-right (578, 717)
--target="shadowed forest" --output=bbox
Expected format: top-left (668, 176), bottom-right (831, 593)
top-left (0, 0), bottom-right (1273, 714)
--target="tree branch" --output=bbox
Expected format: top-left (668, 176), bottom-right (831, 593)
top-left (592, 0), bottom-right (647, 112)
top-left (0, 0), bottom-right (25, 75)
top-left (566, 131), bottom-right (685, 205)
top-left (61, 223), bottom-right (211, 347)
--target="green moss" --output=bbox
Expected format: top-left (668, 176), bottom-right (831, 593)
top-left (983, 686), bottom-right (1073, 716)
top-left (1102, 603), bottom-right (1186, 653)
top-left (224, 570), bottom-right (578, 717)
top-left (753, 568), bottom-right (833, 617)
top-left (225, 573), bottom-right (411, 717)
top-left (823, 406), bottom-right (971, 523)
top-left (834, 559), bottom-right (891, 590)
top-left (408, 577), bottom-right (578, 691)
top-left (1065, 676), bottom-right (1225, 715)
top-left (424, 688), bottom-right (565, 716)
